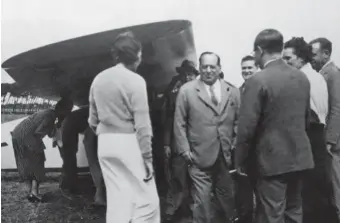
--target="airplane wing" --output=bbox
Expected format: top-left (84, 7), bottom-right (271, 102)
top-left (1, 20), bottom-right (197, 106)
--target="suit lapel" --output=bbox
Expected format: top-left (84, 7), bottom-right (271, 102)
top-left (219, 80), bottom-right (231, 114)
top-left (195, 80), bottom-right (220, 115)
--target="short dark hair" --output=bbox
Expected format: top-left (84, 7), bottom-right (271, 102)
top-left (309, 37), bottom-right (332, 55)
top-left (284, 37), bottom-right (313, 63)
top-left (55, 97), bottom-right (73, 113)
top-left (254, 29), bottom-right (284, 54)
top-left (110, 31), bottom-right (142, 65)
top-left (199, 52), bottom-right (221, 66)
top-left (241, 55), bottom-right (255, 64)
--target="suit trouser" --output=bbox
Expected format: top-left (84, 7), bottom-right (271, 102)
top-left (327, 146), bottom-right (340, 222)
top-left (189, 154), bottom-right (236, 223)
top-left (303, 123), bottom-right (336, 223)
top-left (255, 171), bottom-right (304, 223)
top-left (235, 174), bottom-right (255, 223)
top-left (164, 155), bottom-right (191, 217)
top-left (151, 122), bottom-right (167, 197)
top-left (58, 134), bottom-right (78, 189)
top-left (232, 148), bottom-right (255, 222)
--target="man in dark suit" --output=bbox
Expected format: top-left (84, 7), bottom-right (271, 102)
top-left (310, 37), bottom-right (340, 222)
top-left (235, 55), bottom-right (258, 223)
top-left (235, 29), bottom-right (314, 223)
top-left (57, 107), bottom-right (89, 194)
top-left (174, 52), bottom-right (240, 223)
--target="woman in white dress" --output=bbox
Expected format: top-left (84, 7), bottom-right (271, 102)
top-left (88, 31), bottom-right (160, 223)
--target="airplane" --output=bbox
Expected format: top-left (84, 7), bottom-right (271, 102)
top-left (1, 20), bottom-right (197, 170)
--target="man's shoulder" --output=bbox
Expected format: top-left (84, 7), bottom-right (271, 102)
top-left (222, 80), bottom-right (240, 96)
top-left (327, 62), bottom-right (340, 76)
top-left (222, 80), bottom-right (237, 89)
top-left (245, 71), bottom-right (266, 86)
top-left (179, 79), bottom-right (197, 91)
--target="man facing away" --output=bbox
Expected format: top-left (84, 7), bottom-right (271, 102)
top-left (309, 37), bottom-right (340, 222)
top-left (235, 29), bottom-right (314, 223)
top-left (174, 52), bottom-right (240, 223)
top-left (283, 37), bottom-right (331, 223)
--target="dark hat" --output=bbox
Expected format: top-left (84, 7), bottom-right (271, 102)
top-left (176, 59), bottom-right (199, 76)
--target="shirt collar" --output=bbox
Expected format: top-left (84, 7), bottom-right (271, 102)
top-left (301, 63), bottom-right (313, 72)
top-left (320, 60), bottom-right (332, 72)
top-left (264, 58), bottom-right (281, 68)
top-left (203, 78), bottom-right (220, 89)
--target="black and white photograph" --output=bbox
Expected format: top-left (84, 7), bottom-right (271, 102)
top-left (1, 0), bottom-right (340, 222)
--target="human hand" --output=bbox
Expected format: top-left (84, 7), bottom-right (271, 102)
top-left (182, 151), bottom-right (193, 165)
top-left (326, 143), bottom-right (334, 156)
top-left (236, 167), bottom-right (247, 176)
top-left (164, 146), bottom-right (171, 159)
top-left (143, 160), bottom-right (154, 182)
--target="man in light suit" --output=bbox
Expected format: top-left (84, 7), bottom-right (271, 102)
top-left (235, 29), bottom-right (314, 223)
top-left (174, 52), bottom-right (240, 223)
top-left (310, 37), bottom-right (340, 222)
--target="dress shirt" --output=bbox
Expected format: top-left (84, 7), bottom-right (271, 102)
top-left (301, 63), bottom-right (329, 124)
top-left (203, 79), bottom-right (222, 103)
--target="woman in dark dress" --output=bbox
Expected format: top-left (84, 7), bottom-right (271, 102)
top-left (11, 98), bottom-right (73, 202)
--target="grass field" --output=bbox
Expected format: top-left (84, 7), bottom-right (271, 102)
top-left (1, 172), bottom-right (105, 223)
top-left (1, 172), bottom-right (194, 223)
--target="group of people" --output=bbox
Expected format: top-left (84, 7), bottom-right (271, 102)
top-left (10, 27), bottom-right (340, 223)
top-left (161, 31), bottom-right (340, 223)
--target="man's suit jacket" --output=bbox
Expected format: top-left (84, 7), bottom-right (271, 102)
top-left (320, 61), bottom-right (340, 150)
top-left (235, 59), bottom-right (314, 177)
top-left (174, 79), bottom-right (240, 169)
top-left (239, 83), bottom-right (245, 94)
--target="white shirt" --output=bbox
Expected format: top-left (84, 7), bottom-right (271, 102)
top-left (301, 63), bottom-right (329, 124)
top-left (203, 79), bottom-right (222, 103)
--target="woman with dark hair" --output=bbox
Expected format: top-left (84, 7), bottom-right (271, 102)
top-left (88, 31), bottom-right (160, 222)
top-left (11, 97), bottom-right (73, 202)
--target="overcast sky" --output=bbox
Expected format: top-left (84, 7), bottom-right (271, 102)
top-left (1, 0), bottom-right (340, 87)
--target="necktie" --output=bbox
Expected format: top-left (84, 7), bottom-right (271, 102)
top-left (209, 85), bottom-right (218, 106)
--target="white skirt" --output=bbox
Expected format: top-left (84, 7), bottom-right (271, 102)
top-left (98, 133), bottom-right (160, 223)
